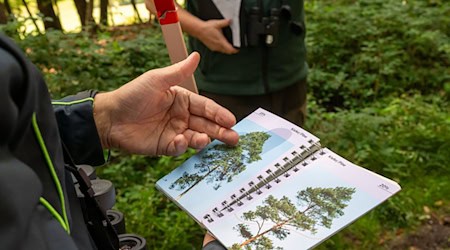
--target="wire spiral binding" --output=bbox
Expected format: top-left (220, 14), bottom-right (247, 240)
top-left (204, 141), bottom-right (323, 223)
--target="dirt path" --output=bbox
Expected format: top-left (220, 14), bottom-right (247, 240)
top-left (388, 212), bottom-right (450, 250)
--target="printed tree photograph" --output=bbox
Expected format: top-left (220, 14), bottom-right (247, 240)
top-left (170, 131), bottom-right (271, 198)
top-left (203, 148), bottom-right (400, 249)
top-left (232, 187), bottom-right (356, 250)
top-left (155, 116), bottom-right (312, 220)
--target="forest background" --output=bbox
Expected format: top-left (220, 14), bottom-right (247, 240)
top-left (1, 0), bottom-right (449, 249)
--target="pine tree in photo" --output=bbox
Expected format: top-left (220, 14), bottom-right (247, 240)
top-left (234, 187), bottom-right (356, 249)
top-left (170, 132), bottom-right (271, 198)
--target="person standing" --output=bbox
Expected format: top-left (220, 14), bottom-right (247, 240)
top-left (173, 0), bottom-right (308, 126)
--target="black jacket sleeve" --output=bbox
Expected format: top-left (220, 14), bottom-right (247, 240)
top-left (53, 90), bottom-right (107, 166)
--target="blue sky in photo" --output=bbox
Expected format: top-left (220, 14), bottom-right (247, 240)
top-left (208, 153), bottom-right (392, 249)
top-left (156, 119), bottom-right (297, 220)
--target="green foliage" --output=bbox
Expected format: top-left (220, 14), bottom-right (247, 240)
top-left (307, 93), bottom-right (450, 248)
top-left (306, 0), bottom-right (450, 110)
top-left (1, 25), bottom-right (170, 99)
top-left (1, 0), bottom-right (448, 248)
top-left (307, 93), bottom-right (450, 182)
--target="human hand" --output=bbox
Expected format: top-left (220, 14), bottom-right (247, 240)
top-left (202, 232), bottom-right (226, 249)
top-left (196, 19), bottom-right (239, 55)
top-left (203, 232), bottom-right (216, 246)
top-left (144, 0), bottom-right (237, 55)
top-left (93, 52), bottom-right (239, 156)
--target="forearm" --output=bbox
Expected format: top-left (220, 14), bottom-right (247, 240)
top-left (176, 3), bottom-right (206, 39)
top-left (175, 3), bottom-right (238, 54)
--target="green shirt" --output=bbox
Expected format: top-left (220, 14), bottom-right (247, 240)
top-left (186, 0), bottom-right (307, 95)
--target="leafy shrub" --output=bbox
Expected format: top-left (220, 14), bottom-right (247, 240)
top-left (306, 0), bottom-right (450, 110)
top-left (308, 93), bottom-right (450, 179)
top-left (307, 93), bottom-right (450, 248)
top-left (2, 25), bottom-right (170, 99)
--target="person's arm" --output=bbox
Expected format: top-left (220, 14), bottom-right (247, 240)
top-left (52, 90), bottom-right (107, 166)
top-left (92, 52), bottom-right (239, 156)
top-left (146, 0), bottom-right (238, 54)
top-left (52, 53), bottom-right (239, 162)
top-left (177, 5), bottom-right (238, 54)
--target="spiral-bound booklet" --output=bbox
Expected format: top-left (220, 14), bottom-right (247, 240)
top-left (156, 108), bottom-right (401, 249)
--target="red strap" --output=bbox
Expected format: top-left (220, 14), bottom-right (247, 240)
top-left (154, 0), bottom-right (179, 25)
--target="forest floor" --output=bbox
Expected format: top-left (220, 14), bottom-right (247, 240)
top-left (388, 209), bottom-right (450, 250)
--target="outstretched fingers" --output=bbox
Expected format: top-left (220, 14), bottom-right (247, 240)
top-left (167, 134), bottom-right (189, 156)
top-left (182, 129), bottom-right (211, 150)
top-left (188, 93), bottom-right (237, 129)
top-left (166, 131), bottom-right (210, 156)
top-left (186, 93), bottom-right (239, 146)
top-left (188, 115), bottom-right (239, 146)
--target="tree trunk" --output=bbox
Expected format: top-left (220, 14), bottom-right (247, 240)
top-left (239, 205), bottom-right (315, 247)
top-left (130, 0), bottom-right (142, 23)
top-left (0, 2), bottom-right (8, 23)
top-left (99, 0), bottom-right (107, 25)
top-left (22, 0), bottom-right (42, 34)
top-left (4, 0), bottom-right (12, 14)
top-left (86, 0), bottom-right (96, 27)
top-left (85, 0), bottom-right (97, 30)
top-left (240, 218), bottom-right (292, 247)
top-left (36, 0), bottom-right (62, 30)
top-left (73, 0), bottom-right (86, 26)
top-left (176, 166), bottom-right (219, 200)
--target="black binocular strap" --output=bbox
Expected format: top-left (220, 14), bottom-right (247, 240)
top-left (62, 143), bottom-right (119, 250)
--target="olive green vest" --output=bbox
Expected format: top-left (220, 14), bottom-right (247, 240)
top-left (186, 0), bottom-right (307, 95)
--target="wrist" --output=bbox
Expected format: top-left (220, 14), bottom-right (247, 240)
top-left (190, 21), bottom-right (208, 40)
top-left (93, 92), bottom-right (114, 149)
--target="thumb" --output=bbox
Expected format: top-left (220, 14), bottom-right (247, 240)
top-left (214, 19), bottom-right (232, 28)
top-left (150, 52), bottom-right (200, 91)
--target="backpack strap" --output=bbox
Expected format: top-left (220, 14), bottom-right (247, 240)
top-left (62, 142), bottom-right (119, 250)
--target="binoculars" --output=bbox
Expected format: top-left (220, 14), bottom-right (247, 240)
top-left (246, 2), bottom-right (302, 47)
top-left (247, 7), bottom-right (280, 47)
top-left (72, 164), bottom-right (147, 250)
